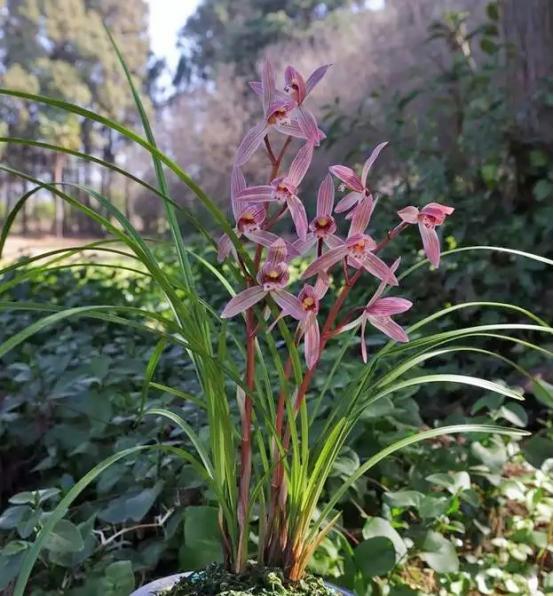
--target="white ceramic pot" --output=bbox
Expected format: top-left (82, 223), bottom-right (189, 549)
top-left (130, 572), bottom-right (353, 595)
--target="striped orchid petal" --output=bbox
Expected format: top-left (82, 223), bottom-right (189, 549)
top-left (237, 185), bottom-right (274, 204)
top-left (358, 252), bottom-right (398, 286)
top-left (397, 205), bottom-right (419, 224)
top-left (367, 315), bottom-right (409, 343)
top-left (314, 274), bottom-right (330, 299)
top-left (272, 289), bottom-right (306, 320)
top-left (217, 234), bottom-right (233, 262)
top-left (367, 297), bottom-right (413, 316)
top-left (302, 246), bottom-right (348, 278)
top-left (329, 165), bottom-right (364, 192)
top-left (317, 174), bottom-right (335, 217)
top-left (296, 106), bottom-right (320, 145)
top-left (275, 119), bottom-right (307, 139)
top-left (361, 141), bottom-right (388, 186)
top-left (221, 286), bottom-right (267, 318)
top-left (249, 81), bottom-right (262, 95)
top-left (261, 57), bottom-right (275, 113)
top-left (285, 65), bottom-right (307, 104)
top-left (335, 191), bottom-right (361, 213)
top-left (235, 121), bottom-right (268, 166)
top-left (243, 229), bottom-right (280, 248)
top-left (305, 64), bottom-right (332, 95)
top-left (287, 194), bottom-right (309, 241)
top-left (267, 238), bottom-right (288, 267)
top-left (293, 233), bottom-right (318, 256)
top-left (230, 167), bottom-right (246, 219)
top-left (366, 257), bottom-right (402, 307)
top-left (348, 197), bottom-right (374, 236)
top-left (287, 142), bottom-right (314, 187)
top-left (324, 234), bottom-right (343, 249)
top-left (303, 313), bottom-right (320, 369)
top-left (418, 220), bottom-right (441, 267)
top-left (422, 202), bottom-right (454, 223)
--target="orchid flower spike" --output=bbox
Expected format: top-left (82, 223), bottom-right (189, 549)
top-left (302, 197), bottom-right (398, 286)
top-left (397, 202), bottom-right (454, 267)
top-left (221, 239), bottom-right (303, 319)
top-left (329, 141), bottom-right (388, 219)
top-left (236, 142), bottom-right (314, 240)
top-left (294, 174), bottom-right (343, 255)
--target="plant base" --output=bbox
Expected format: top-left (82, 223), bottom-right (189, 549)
top-left (135, 563), bottom-right (351, 595)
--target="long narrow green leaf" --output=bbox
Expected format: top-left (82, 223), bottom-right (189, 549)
top-left (369, 374), bottom-right (525, 405)
top-left (146, 408), bottom-right (214, 478)
top-left (310, 424), bottom-right (529, 543)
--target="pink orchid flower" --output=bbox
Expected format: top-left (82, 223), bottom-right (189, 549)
top-left (248, 63), bottom-right (331, 147)
top-left (217, 168), bottom-right (298, 262)
top-left (301, 197), bottom-right (398, 285)
top-left (329, 141), bottom-right (388, 219)
top-left (271, 277), bottom-right (329, 369)
top-left (397, 202), bottom-right (454, 267)
top-left (294, 174), bottom-right (343, 256)
top-left (236, 142), bottom-right (313, 240)
top-left (221, 239), bottom-right (301, 319)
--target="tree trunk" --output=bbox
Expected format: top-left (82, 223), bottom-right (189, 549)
top-left (502, 0), bottom-right (552, 143)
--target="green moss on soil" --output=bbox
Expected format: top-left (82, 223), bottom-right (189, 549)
top-left (164, 563), bottom-right (342, 595)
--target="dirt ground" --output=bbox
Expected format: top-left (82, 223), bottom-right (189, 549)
top-left (1, 235), bottom-right (104, 262)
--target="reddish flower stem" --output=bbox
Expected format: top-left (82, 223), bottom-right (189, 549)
top-left (236, 134), bottom-right (292, 571)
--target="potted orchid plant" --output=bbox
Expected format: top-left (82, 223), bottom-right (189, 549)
top-left (1, 35), bottom-right (550, 596)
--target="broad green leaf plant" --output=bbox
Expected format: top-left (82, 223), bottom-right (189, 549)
top-left (0, 30), bottom-right (551, 593)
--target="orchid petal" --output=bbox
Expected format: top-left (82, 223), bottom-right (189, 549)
top-left (335, 191), bottom-right (361, 213)
top-left (275, 120), bottom-right (307, 139)
top-left (304, 314), bottom-right (320, 369)
top-left (287, 194), bottom-right (309, 241)
top-left (230, 167), bottom-right (246, 219)
top-left (305, 64), bottom-right (332, 95)
top-left (314, 274), bottom-right (330, 299)
top-left (221, 286), bottom-right (267, 318)
top-left (249, 81), bottom-right (262, 96)
top-left (368, 315), bottom-right (409, 343)
top-left (293, 234), bottom-right (317, 256)
top-left (397, 205), bottom-right (419, 224)
top-left (359, 252), bottom-right (398, 285)
top-left (285, 65), bottom-right (306, 104)
top-left (329, 165), bottom-right (364, 192)
top-left (296, 106), bottom-right (320, 145)
top-left (360, 316), bottom-right (368, 363)
top-left (267, 238), bottom-right (288, 266)
top-left (287, 142), bottom-right (313, 187)
top-left (423, 202), bottom-right (455, 218)
top-left (237, 185), bottom-right (274, 203)
top-left (348, 196), bottom-right (374, 236)
top-left (317, 174), bottom-right (335, 217)
top-left (324, 234), bottom-right (343, 249)
top-left (418, 220), bottom-right (441, 267)
top-left (366, 257), bottom-right (402, 307)
top-left (367, 297), bottom-right (413, 316)
top-left (361, 141), bottom-right (388, 186)
top-left (302, 246), bottom-right (348, 278)
top-left (261, 57), bottom-right (275, 113)
top-left (272, 289), bottom-right (306, 321)
top-left (217, 233), bottom-right (233, 262)
top-left (243, 229), bottom-right (280, 248)
top-left (235, 121), bottom-right (268, 166)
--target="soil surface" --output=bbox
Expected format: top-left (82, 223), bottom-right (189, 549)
top-left (165, 563), bottom-right (341, 595)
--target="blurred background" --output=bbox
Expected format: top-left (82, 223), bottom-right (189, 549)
top-left (0, 1), bottom-right (552, 594)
